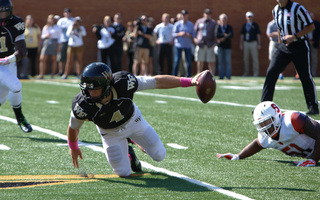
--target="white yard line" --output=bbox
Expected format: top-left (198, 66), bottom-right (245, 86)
top-left (0, 114), bottom-right (254, 200)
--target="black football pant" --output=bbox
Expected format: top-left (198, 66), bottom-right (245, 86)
top-left (261, 41), bottom-right (318, 110)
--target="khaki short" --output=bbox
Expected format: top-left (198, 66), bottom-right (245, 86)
top-left (134, 47), bottom-right (149, 64)
top-left (67, 45), bottom-right (84, 54)
top-left (194, 45), bottom-right (216, 62)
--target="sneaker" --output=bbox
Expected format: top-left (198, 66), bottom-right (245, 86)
top-left (17, 115), bottom-right (33, 132)
top-left (306, 107), bottom-right (319, 115)
top-left (128, 145), bottom-right (142, 172)
top-left (61, 74), bottom-right (68, 79)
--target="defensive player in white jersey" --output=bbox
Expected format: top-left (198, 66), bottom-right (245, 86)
top-left (217, 101), bottom-right (320, 167)
top-left (0, 0), bottom-right (32, 132)
top-left (68, 62), bottom-right (201, 177)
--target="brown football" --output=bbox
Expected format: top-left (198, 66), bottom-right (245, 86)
top-left (196, 70), bottom-right (216, 103)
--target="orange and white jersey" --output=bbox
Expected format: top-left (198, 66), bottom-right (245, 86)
top-left (258, 111), bottom-right (315, 158)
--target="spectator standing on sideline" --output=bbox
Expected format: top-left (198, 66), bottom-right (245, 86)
top-left (172, 10), bottom-right (195, 77)
top-left (62, 16), bottom-right (86, 79)
top-left (147, 17), bottom-right (156, 76)
top-left (132, 15), bottom-right (152, 76)
top-left (308, 12), bottom-right (320, 77)
top-left (174, 13), bottom-right (187, 77)
top-left (154, 13), bottom-right (174, 75)
top-left (266, 19), bottom-right (281, 79)
top-left (112, 13), bottom-right (126, 72)
top-left (266, 19), bottom-right (279, 61)
top-left (0, 0), bottom-right (32, 132)
top-left (194, 8), bottom-right (217, 74)
top-left (57, 8), bottom-right (74, 76)
top-left (216, 13), bottom-right (233, 79)
top-left (22, 15), bottom-right (41, 78)
top-left (38, 14), bottom-right (61, 79)
top-left (240, 11), bottom-right (261, 77)
top-left (123, 21), bottom-right (135, 73)
top-left (261, 0), bottom-right (319, 115)
top-left (93, 16), bottom-right (116, 70)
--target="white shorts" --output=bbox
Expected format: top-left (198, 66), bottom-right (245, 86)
top-left (98, 103), bottom-right (166, 176)
top-left (0, 62), bottom-right (21, 105)
top-left (194, 45), bottom-right (216, 62)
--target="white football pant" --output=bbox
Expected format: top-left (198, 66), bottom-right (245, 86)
top-left (0, 63), bottom-right (22, 108)
top-left (98, 103), bottom-right (166, 177)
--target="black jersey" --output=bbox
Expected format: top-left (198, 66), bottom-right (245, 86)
top-left (0, 15), bottom-right (25, 58)
top-left (72, 71), bottom-right (139, 129)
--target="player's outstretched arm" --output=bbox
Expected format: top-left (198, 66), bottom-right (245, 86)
top-left (237, 139), bottom-right (264, 159)
top-left (67, 125), bottom-right (83, 168)
top-left (154, 71), bottom-right (205, 89)
top-left (218, 139), bottom-right (264, 160)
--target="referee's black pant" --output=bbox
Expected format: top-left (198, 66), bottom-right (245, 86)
top-left (261, 40), bottom-right (319, 110)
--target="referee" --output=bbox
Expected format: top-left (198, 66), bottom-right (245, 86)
top-left (261, 0), bottom-right (319, 114)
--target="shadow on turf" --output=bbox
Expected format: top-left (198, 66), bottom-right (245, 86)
top-left (90, 172), bottom-right (211, 192)
top-left (221, 186), bottom-right (315, 192)
top-left (249, 159), bottom-right (320, 167)
top-left (2, 135), bottom-right (101, 145)
top-left (2, 135), bottom-right (67, 143)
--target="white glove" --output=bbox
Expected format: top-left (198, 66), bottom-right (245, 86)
top-left (295, 159), bottom-right (316, 167)
top-left (0, 54), bottom-right (16, 65)
top-left (217, 153), bottom-right (240, 160)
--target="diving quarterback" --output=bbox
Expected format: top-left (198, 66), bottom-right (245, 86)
top-left (218, 101), bottom-right (320, 167)
top-left (0, 0), bottom-right (32, 132)
top-left (67, 62), bottom-right (201, 177)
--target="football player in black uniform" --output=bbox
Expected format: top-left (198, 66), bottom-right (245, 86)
top-left (0, 0), bottom-right (32, 132)
top-left (68, 62), bottom-right (200, 177)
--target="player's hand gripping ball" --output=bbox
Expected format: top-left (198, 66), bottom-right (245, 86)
top-left (193, 70), bottom-right (216, 103)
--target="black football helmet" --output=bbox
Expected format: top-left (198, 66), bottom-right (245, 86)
top-left (80, 62), bottom-right (113, 103)
top-left (0, 0), bottom-right (12, 26)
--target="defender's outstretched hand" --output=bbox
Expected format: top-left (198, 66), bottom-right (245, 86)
top-left (217, 153), bottom-right (239, 160)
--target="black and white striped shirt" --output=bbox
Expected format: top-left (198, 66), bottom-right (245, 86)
top-left (273, 0), bottom-right (313, 41)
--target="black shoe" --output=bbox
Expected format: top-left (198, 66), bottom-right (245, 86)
top-left (128, 145), bottom-right (142, 172)
top-left (17, 115), bottom-right (33, 132)
top-left (306, 107), bottom-right (319, 115)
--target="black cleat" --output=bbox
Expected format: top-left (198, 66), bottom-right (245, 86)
top-left (306, 106), bottom-right (319, 115)
top-left (17, 115), bottom-right (33, 133)
top-left (128, 145), bottom-right (142, 172)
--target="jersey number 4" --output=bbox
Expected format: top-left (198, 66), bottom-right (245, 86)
top-left (110, 110), bottom-right (124, 123)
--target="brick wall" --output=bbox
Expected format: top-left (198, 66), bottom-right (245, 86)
top-left (13, 0), bottom-right (320, 76)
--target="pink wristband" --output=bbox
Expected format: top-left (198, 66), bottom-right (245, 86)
top-left (68, 139), bottom-right (79, 150)
top-left (180, 77), bottom-right (193, 87)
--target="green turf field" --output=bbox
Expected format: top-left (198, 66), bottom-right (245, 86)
top-left (0, 76), bottom-right (320, 200)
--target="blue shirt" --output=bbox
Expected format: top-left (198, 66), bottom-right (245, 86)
top-left (173, 20), bottom-right (195, 48)
top-left (153, 22), bottom-right (174, 44)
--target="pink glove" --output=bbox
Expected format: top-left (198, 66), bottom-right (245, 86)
top-left (0, 54), bottom-right (16, 65)
top-left (295, 159), bottom-right (316, 167)
top-left (217, 153), bottom-right (239, 160)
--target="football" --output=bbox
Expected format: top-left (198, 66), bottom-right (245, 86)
top-left (196, 70), bottom-right (216, 103)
